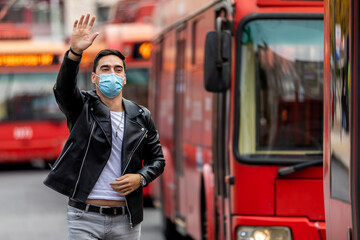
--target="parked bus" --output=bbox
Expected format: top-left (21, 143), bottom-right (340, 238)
top-left (149, 0), bottom-right (325, 239)
top-left (323, 0), bottom-right (359, 239)
top-left (0, 39), bottom-right (99, 164)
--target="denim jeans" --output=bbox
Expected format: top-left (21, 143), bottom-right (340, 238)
top-left (67, 205), bottom-right (141, 240)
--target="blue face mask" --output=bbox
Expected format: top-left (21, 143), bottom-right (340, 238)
top-left (95, 73), bottom-right (124, 98)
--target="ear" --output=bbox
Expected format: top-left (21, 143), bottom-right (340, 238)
top-left (91, 72), bottom-right (98, 84)
top-left (123, 75), bottom-right (126, 86)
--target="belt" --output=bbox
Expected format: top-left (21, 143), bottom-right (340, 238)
top-left (68, 199), bottom-right (128, 216)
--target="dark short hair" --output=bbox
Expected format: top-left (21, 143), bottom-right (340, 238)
top-left (92, 49), bottom-right (127, 73)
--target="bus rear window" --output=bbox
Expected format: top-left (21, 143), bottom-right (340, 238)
top-left (237, 19), bottom-right (323, 159)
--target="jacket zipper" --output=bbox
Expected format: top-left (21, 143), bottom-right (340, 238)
top-left (122, 129), bottom-right (148, 175)
top-left (71, 122), bottom-right (96, 199)
top-left (51, 142), bottom-right (73, 171)
top-left (122, 128), bottom-right (148, 228)
top-left (124, 198), bottom-right (133, 228)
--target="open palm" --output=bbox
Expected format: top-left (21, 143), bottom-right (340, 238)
top-left (70, 13), bottom-right (99, 54)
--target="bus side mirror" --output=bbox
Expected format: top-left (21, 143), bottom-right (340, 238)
top-left (204, 30), bottom-right (232, 92)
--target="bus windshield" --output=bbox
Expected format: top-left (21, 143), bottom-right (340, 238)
top-left (0, 72), bottom-right (87, 122)
top-left (123, 68), bottom-right (149, 107)
top-left (237, 19), bottom-right (323, 159)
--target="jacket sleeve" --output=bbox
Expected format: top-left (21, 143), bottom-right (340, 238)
top-left (137, 109), bottom-right (165, 186)
top-left (53, 50), bottom-right (84, 131)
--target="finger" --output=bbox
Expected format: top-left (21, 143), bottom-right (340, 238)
top-left (78, 14), bottom-right (85, 28)
top-left (88, 16), bottom-right (96, 29)
top-left (109, 181), bottom-right (122, 187)
top-left (110, 177), bottom-right (127, 185)
top-left (118, 189), bottom-right (132, 196)
top-left (83, 13), bottom-right (90, 27)
top-left (73, 20), bottom-right (78, 31)
top-left (112, 182), bottom-right (137, 193)
top-left (89, 32), bottom-right (99, 44)
top-left (116, 175), bottom-right (127, 181)
top-left (110, 182), bottom-right (128, 191)
top-left (112, 185), bottom-right (128, 193)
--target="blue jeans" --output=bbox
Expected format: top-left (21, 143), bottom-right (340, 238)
top-left (67, 205), bottom-right (141, 240)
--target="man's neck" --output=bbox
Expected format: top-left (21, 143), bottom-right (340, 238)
top-left (98, 91), bottom-right (124, 112)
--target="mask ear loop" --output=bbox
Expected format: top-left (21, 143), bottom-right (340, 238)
top-left (92, 72), bottom-right (100, 90)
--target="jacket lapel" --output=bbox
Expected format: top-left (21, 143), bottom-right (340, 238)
top-left (121, 98), bottom-right (144, 173)
top-left (87, 91), bottom-right (112, 145)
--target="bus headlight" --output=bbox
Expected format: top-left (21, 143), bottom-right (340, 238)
top-left (237, 226), bottom-right (292, 240)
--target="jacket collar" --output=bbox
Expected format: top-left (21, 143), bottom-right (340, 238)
top-left (86, 90), bottom-right (143, 144)
top-left (122, 98), bottom-right (143, 119)
top-left (87, 90), bottom-right (143, 119)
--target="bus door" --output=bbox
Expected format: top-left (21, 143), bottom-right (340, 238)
top-left (324, 0), bottom-right (355, 239)
top-left (174, 24), bottom-right (187, 232)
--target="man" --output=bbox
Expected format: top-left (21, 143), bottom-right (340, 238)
top-left (44, 13), bottom-right (165, 239)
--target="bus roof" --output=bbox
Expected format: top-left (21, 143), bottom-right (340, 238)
top-left (152, 0), bottom-right (221, 36)
top-left (103, 23), bottom-right (154, 49)
top-left (0, 40), bottom-right (67, 54)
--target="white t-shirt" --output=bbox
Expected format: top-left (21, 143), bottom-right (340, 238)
top-left (88, 111), bottom-right (125, 201)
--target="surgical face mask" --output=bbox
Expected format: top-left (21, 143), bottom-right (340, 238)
top-left (94, 73), bottom-right (124, 98)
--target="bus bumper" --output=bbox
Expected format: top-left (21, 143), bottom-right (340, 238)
top-left (232, 216), bottom-right (326, 240)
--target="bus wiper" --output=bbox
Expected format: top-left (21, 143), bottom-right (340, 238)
top-left (278, 159), bottom-right (323, 176)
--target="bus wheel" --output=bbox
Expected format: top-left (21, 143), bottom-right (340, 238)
top-left (164, 217), bottom-right (178, 239)
top-left (201, 186), bottom-right (208, 240)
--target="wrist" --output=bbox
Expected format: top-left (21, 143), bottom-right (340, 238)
top-left (139, 174), bottom-right (146, 187)
top-left (69, 47), bottom-right (83, 57)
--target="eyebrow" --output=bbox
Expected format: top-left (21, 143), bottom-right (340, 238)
top-left (100, 64), bottom-right (123, 69)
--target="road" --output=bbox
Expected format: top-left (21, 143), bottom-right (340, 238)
top-left (0, 166), bottom-right (165, 240)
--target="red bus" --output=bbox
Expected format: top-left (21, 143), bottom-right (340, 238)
top-left (323, 0), bottom-right (360, 239)
top-left (149, 0), bottom-right (325, 239)
top-left (0, 40), bottom-right (98, 164)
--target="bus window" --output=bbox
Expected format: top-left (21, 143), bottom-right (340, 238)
top-left (0, 72), bottom-right (88, 122)
top-left (238, 19), bottom-right (323, 159)
top-left (123, 68), bottom-right (149, 107)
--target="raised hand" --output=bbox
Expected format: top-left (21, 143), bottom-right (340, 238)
top-left (70, 13), bottom-right (99, 56)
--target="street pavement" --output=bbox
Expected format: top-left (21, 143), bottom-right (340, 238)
top-left (0, 167), bottom-right (165, 240)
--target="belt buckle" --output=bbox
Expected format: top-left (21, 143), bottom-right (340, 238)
top-left (99, 206), bottom-right (110, 215)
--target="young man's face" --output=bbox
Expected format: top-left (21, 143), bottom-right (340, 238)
top-left (91, 55), bottom-right (126, 86)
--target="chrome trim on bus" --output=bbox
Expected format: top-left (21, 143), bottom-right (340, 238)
top-left (71, 122), bottom-right (96, 199)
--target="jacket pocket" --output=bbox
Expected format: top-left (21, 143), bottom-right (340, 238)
top-left (52, 142), bottom-right (73, 171)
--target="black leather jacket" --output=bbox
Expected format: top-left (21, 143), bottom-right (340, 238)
top-left (44, 51), bottom-right (165, 227)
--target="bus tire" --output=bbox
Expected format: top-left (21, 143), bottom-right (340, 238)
top-left (163, 217), bottom-right (183, 240)
top-left (201, 184), bottom-right (208, 240)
